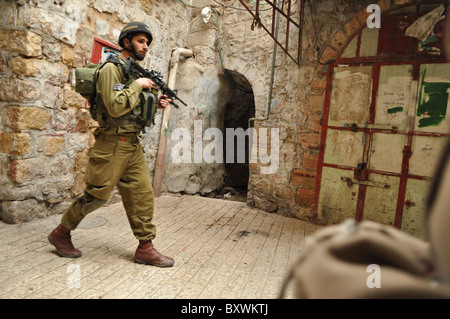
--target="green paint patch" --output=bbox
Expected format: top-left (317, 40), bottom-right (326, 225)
top-left (164, 120), bottom-right (170, 137)
top-left (417, 68), bottom-right (450, 128)
top-left (387, 107), bottom-right (403, 114)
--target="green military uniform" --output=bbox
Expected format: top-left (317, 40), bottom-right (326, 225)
top-left (61, 57), bottom-right (157, 241)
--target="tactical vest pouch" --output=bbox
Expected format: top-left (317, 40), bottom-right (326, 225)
top-left (143, 90), bottom-right (157, 127)
top-left (133, 90), bottom-right (157, 127)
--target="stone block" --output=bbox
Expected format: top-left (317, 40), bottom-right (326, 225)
top-left (290, 169), bottom-right (316, 188)
top-left (305, 113), bottom-right (323, 133)
top-left (303, 153), bottom-right (319, 171)
top-left (42, 40), bottom-right (62, 62)
top-left (76, 109), bottom-right (91, 132)
top-left (0, 30), bottom-right (42, 57)
top-left (1, 199), bottom-right (47, 224)
top-left (310, 78), bottom-right (327, 95)
top-left (295, 188), bottom-right (316, 207)
top-left (11, 57), bottom-right (68, 84)
top-left (61, 46), bottom-right (74, 66)
top-left (330, 30), bottom-right (349, 50)
top-left (43, 137), bottom-right (65, 156)
top-left (356, 8), bottom-right (370, 25)
top-left (10, 56), bottom-right (38, 76)
top-left (0, 54), bottom-right (7, 73)
top-left (7, 159), bottom-right (29, 184)
top-left (306, 94), bottom-right (325, 114)
top-left (17, 4), bottom-right (86, 46)
top-left (297, 132), bottom-right (321, 149)
top-left (319, 46), bottom-right (338, 64)
top-left (0, 132), bottom-right (31, 156)
top-left (63, 84), bottom-right (87, 109)
top-left (5, 106), bottom-right (51, 131)
top-left (96, 19), bottom-right (110, 36)
top-left (343, 17), bottom-right (362, 36)
top-left (273, 184), bottom-right (294, 200)
top-left (0, 78), bottom-right (41, 102)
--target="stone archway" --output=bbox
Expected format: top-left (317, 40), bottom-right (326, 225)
top-left (219, 69), bottom-right (256, 197)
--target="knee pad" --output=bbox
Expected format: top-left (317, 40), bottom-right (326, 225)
top-left (76, 192), bottom-right (106, 215)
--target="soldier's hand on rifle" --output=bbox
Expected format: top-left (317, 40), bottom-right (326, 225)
top-left (136, 78), bottom-right (155, 90)
top-left (158, 95), bottom-right (172, 109)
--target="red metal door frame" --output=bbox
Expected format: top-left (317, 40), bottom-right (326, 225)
top-left (313, 5), bottom-right (449, 229)
top-left (90, 37), bottom-right (121, 63)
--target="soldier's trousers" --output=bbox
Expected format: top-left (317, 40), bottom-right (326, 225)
top-left (61, 133), bottom-right (156, 241)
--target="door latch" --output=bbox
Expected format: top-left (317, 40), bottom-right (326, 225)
top-left (341, 176), bottom-right (390, 189)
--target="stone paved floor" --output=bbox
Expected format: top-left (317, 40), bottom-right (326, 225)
top-left (0, 194), bottom-right (321, 299)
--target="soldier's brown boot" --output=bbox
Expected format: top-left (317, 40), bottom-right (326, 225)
top-left (134, 240), bottom-right (174, 267)
top-left (48, 224), bottom-right (82, 258)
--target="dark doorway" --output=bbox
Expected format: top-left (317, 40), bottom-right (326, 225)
top-left (221, 69), bottom-right (255, 196)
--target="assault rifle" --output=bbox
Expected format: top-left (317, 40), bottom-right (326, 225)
top-left (124, 57), bottom-right (187, 108)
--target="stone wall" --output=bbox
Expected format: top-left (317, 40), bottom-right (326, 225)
top-left (160, 0), bottom-right (381, 221)
top-left (180, 0), bottom-right (429, 223)
top-left (0, 0), bottom-right (191, 223)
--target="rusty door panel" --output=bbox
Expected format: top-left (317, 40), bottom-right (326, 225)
top-left (323, 129), bottom-right (365, 167)
top-left (363, 174), bottom-right (400, 226)
top-left (318, 167), bottom-right (358, 224)
top-left (328, 66), bottom-right (373, 127)
top-left (369, 133), bottom-right (405, 174)
top-left (401, 179), bottom-right (431, 238)
top-left (359, 27), bottom-right (379, 57)
top-left (375, 64), bottom-right (413, 131)
top-left (409, 135), bottom-right (447, 178)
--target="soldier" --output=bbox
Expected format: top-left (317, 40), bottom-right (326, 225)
top-left (48, 22), bottom-right (174, 267)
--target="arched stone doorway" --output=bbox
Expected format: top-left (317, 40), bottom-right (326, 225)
top-left (220, 69), bottom-right (255, 198)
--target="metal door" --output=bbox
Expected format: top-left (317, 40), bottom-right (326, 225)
top-left (316, 61), bottom-right (450, 237)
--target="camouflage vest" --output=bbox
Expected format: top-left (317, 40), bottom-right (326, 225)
top-left (94, 57), bottom-right (157, 133)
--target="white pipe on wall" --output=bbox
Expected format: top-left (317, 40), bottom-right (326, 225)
top-left (153, 48), bottom-right (194, 197)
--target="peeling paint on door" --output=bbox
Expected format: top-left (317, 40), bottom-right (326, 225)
top-left (328, 66), bottom-right (373, 127)
top-left (318, 167), bottom-right (358, 224)
top-left (323, 129), bottom-right (364, 167)
top-left (363, 174), bottom-right (399, 226)
top-left (416, 63), bottom-right (450, 132)
top-left (401, 179), bottom-right (431, 238)
top-left (369, 133), bottom-right (405, 174)
top-left (409, 135), bottom-right (447, 178)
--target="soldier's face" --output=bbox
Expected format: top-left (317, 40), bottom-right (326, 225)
top-left (126, 33), bottom-right (150, 58)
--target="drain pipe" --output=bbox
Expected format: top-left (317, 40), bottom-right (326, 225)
top-left (153, 48), bottom-right (193, 197)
